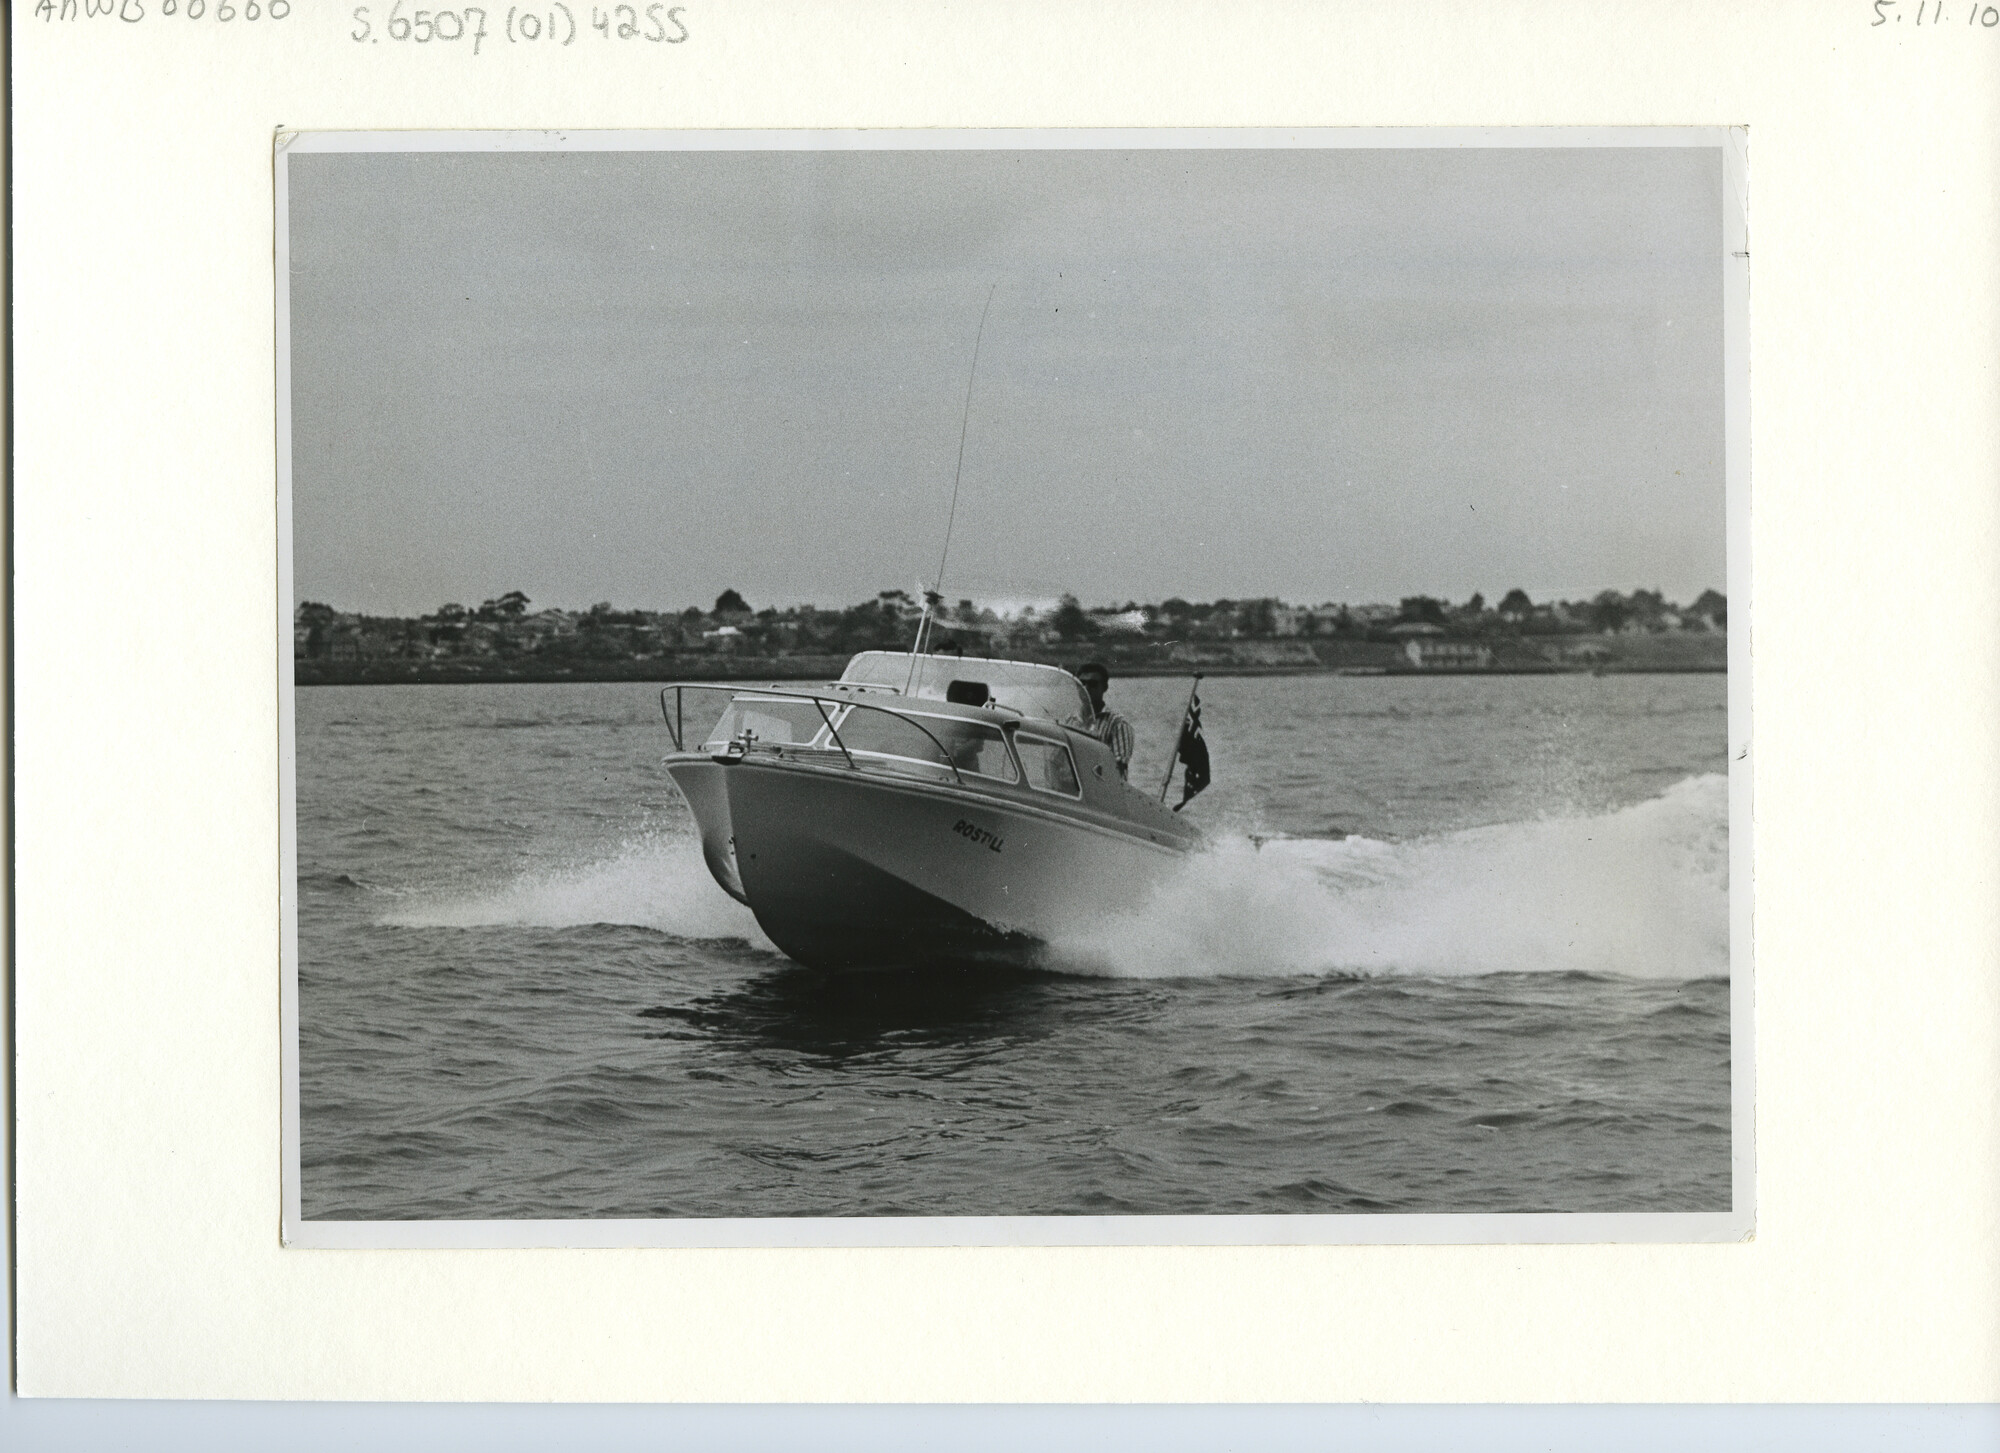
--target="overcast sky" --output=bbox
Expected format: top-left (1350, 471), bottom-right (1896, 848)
top-left (287, 143), bottom-right (1725, 616)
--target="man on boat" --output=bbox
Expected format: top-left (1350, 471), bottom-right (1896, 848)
top-left (1071, 661), bottom-right (1136, 778)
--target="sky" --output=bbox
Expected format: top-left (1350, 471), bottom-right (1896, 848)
top-left (287, 143), bottom-right (1727, 617)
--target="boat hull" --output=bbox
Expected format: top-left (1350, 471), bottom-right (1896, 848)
top-left (665, 755), bottom-right (1187, 971)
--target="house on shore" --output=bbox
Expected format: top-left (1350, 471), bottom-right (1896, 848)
top-left (1403, 638), bottom-right (1494, 669)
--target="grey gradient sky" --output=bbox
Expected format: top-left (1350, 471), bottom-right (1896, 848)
top-left (287, 144), bottom-right (1725, 616)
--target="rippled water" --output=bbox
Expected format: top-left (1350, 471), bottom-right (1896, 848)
top-left (295, 672), bottom-right (1732, 1219)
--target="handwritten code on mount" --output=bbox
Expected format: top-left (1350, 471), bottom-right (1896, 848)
top-left (34, 0), bottom-right (290, 22)
top-left (351, 1), bottom-right (686, 50)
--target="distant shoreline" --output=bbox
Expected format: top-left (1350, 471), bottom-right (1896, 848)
top-left (295, 590), bottom-right (1728, 687)
top-left (295, 659), bottom-right (1725, 687)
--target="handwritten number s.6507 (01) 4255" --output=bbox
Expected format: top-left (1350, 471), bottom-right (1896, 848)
top-left (350, 0), bottom-right (685, 48)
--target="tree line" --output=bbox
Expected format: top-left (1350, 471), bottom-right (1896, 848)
top-left (294, 584), bottom-right (1727, 664)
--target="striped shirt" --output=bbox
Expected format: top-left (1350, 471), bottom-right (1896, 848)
top-left (1068, 708), bottom-right (1137, 777)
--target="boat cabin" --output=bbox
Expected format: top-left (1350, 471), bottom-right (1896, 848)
top-left (662, 649), bottom-right (1178, 830)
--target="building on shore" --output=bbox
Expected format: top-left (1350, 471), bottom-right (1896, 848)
top-left (1404, 638), bottom-right (1494, 669)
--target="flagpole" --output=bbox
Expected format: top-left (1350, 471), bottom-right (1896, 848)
top-left (1159, 673), bottom-right (1202, 804)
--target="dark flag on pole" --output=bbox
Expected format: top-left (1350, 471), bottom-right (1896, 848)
top-left (1173, 690), bottom-right (1210, 811)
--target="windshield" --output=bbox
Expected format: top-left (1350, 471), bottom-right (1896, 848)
top-left (690, 690), bottom-right (1021, 788)
top-left (696, 696), bottom-right (833, 750)
top-left (835, 708), bottom-right (1018, 784)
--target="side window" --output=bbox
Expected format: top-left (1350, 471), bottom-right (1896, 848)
top-left (1015, 735), bottom-right (1081, 797)
top-left (937, 720), bottom-right (1019, 784)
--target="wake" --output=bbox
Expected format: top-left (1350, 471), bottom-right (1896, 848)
top-left (1047, 774), bottom-right (1730, 980)
top-left (379, 775), bottom-right (1730, 981)
top-left (379, 832), bottom-right (775, 949)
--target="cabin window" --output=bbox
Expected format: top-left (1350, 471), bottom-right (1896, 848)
top-left (1015, 735), bottom-right (1081, 797)
top-left (934, 720), bottom-right (1020, 783)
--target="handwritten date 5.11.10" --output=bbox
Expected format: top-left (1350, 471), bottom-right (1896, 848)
top-left (1873, 0), bottom-right (2000, 22)
top-left (351, 0), bottom-right (685, 50)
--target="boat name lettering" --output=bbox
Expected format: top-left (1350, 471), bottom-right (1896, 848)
top-left (951, 818), bottom-right (1004, 853)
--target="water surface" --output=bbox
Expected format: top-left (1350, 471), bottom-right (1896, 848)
top-left (296, 672), bottom-right (1731, 1219)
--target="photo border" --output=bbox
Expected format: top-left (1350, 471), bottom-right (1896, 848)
top-left (277, 125), bottom-right (1752, 1250)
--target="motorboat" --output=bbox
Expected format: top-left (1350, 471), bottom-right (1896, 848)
top-left (660, 651), bottom-right (1201, 970)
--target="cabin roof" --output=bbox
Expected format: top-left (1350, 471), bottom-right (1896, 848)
top-left (839, 651), bottom-right (1092, 726)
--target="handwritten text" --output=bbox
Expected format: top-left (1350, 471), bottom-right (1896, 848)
top-left (350, 0), bottom-right (685, 49)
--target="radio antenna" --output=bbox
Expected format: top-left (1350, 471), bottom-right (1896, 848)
top-left (934, 283), bottom-right (996, 599)
top-left (908, 284), bottom-right (997, 684)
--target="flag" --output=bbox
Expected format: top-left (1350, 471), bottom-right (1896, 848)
top-left (1174, 691), bottom-right (1210, 811)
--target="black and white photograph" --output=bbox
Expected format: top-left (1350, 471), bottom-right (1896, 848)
top-left (279, 131), bottom-right (1747, 1242)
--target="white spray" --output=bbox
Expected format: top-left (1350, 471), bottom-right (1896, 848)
top-left (1047, 774), bottom-right (1730, 980)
